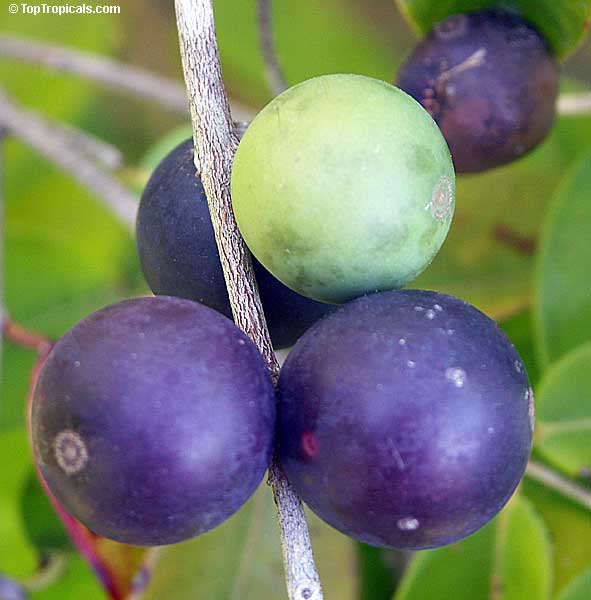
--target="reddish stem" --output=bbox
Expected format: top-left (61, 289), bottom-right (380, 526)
top-left (26, 350), bottom-right (124, 600)
top-left (2, 317), bottom-right (53, 354)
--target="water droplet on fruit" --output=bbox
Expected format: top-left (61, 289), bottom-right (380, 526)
top-left (414, 306), bottom-right (424, 312)
top-left (445, 367), bottom-right (466, 388)
top-left (398, 338), bottom-right (406, 346)
top-left (53, 430), bottom-right (88, 475)
top-left (425, 309), bottom-right (436, 320)
top-left (514, 360), bottom-right (523, 373)
top-left (434, 304), bottom-right (443, 312)
top-left (446, 329), bottom-right (455, 335)
top-left (73, 361), bottom-right (81, 368)
top-left (397, 516), bottom-right (420, 531)
top-left (238, 339), bottom-right (246, 346)
top-left (407, 360), bottom-right (416, 368)
top-left (427, 176), bottom-right (454, 222)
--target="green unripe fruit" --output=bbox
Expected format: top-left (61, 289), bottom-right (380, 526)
top-left (231, 74), bottom-right (455, 304)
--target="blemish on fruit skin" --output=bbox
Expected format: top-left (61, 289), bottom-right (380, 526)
top-left (427, 176), bottom-right (454, 222)
top-left (445, 367), bottom-right (466, 388)
top-left (53, 430), bottom-right (88, 475)
top-left (397, 516), bottom-right (420, 531)
top-left (301, 431), bottom-right (318, 459)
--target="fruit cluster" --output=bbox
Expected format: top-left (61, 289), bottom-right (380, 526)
top-left (32, 19), bottom-right (540, 551)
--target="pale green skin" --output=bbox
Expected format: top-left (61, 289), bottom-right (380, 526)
top-left (231, 74), bottom-right (455, 304)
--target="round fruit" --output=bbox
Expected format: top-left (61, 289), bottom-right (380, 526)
top-left (231, 74), bottom-right (455, 304)
top-left (136, 138), bottom-right (335, 348)
top-left (396, 9), bottom-right (558, 173)
top-left (277, 290), bottom-right (533, 549)
top-left (31, 297), bottom-right (275, 546)
top-left (0, 575), bottom-right (28, 600)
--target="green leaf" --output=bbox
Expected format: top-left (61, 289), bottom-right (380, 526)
top-left (412, 112), bottom-right (591, 321)
top-left (21, 472), bottom-right (70, 552)
top-left (534, 153), bottom-right (591, 367)
top-left (0, 429), bottom-right (39, 578)
top-left (522, 477), bottom-right (591, 596)
top-left (215, 0), bottom-right (406, 106)
top-left (30, 555), bottom-right (104, 600)
top-left (140, 485), bottom-right (357, 600)
top-left (395, 0), bottom-right (591, 59)
top-left (556, 569), bottom-right (591, 600)
top-left (394, 496), bottom-right (552, 600)
top-left (534, 344), bottom-right (591, 476)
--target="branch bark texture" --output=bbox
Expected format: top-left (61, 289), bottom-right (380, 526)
top-left (173, 1), bottom-right (323, 598)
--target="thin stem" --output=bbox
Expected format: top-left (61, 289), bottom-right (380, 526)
top-left (0, 91), bottom-right (136, 233)
top-left (0, 33), bottom-right (187, 114)
top-left (25, 351), bottom-right (123, 600)
top-left (53, 121), bottom-right (123, 170)
top-left (173, 1), bottom-right (323, 598)
top-left (2, 316), bottom-right (53, 355)
top-left (526, 460), bottom-right (591, 510)
top-left (258, 0), bottom-right (287, 96)
top-left (557, 92), bottom-right (591, 116)
top-left (0, 34), bottom-right (255, 123)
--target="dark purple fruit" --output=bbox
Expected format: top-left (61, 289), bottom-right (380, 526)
top-left (0, 575), bottom-right (28, 600)
top-left (136, 139), bottom-right (335, 348)
top-left (396, 9), bottom-right (559, 173)
top-left (278, 290), bottom-right (533, 549)
top-left (31, 297), bottom-right (275, 546)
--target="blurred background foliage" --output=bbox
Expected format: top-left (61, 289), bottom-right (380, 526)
top-left (0, 0), bottom-right (589, 599)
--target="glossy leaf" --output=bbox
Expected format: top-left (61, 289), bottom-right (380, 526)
top-left (0, 429), bottom-right (39, 578)
top-left (31, 555), bottom-right (104, 600)
top-left (522, 478), bottom-right (591, 596)
top-left (395, 0), bottom-right (591, 59)
top-left (139, 486), bottom-right (357, 600)
top-left (394, 496), bottom-right (552, 600)
top-left (412, 113), bottom-right (591, 321)
top-left (556, 569), bottom-right (591, 600)
top-left (534, 152), bottom-right (591, 367)
top-left (534, 344), bottom-right (591, 476)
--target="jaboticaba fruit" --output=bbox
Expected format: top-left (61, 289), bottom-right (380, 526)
top-left (231, 74), bottom-right (455, 304)
top-left (277, 289), bottom-right (533, 549)
top-left (396, 9), bottom-right (559, 173)
top-left (31, 296), bottom-right (276, 546)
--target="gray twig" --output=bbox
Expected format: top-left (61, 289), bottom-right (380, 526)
top-left (526, 460), bottom-right (591, 510)
top-left (257, 0), bottom-right (287, 96)
top-left (557, 92), bottom-right (591, 116)
top-left (0, 33), bottom-right (187, 114)
top-left (173, 1), bottom-right (323, 598)
top-left (0, 91), bottom-right (136, 232)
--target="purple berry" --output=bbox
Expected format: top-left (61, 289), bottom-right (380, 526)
top-left (31, 297), bottom-right (275, 546)
top-left (136, 139), bottom-right (335, 348)
top-left (277, 290), bottom-right (533, 549)
top-left (0, 575), bottom-right (28, 600)
top-left (396, 9), bottom-right (558, 173)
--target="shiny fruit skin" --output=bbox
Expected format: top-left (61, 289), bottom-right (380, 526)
top-left (231, 74), bottom-right (455, 304)
top-left (31, 297), bottom-right (275, 546)
top-left (396, 9), bottom-right (558, 173)
top-left (277, 290), bottom-right (533, 549)
top-left (136, 139), bottom-right (335, 348)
